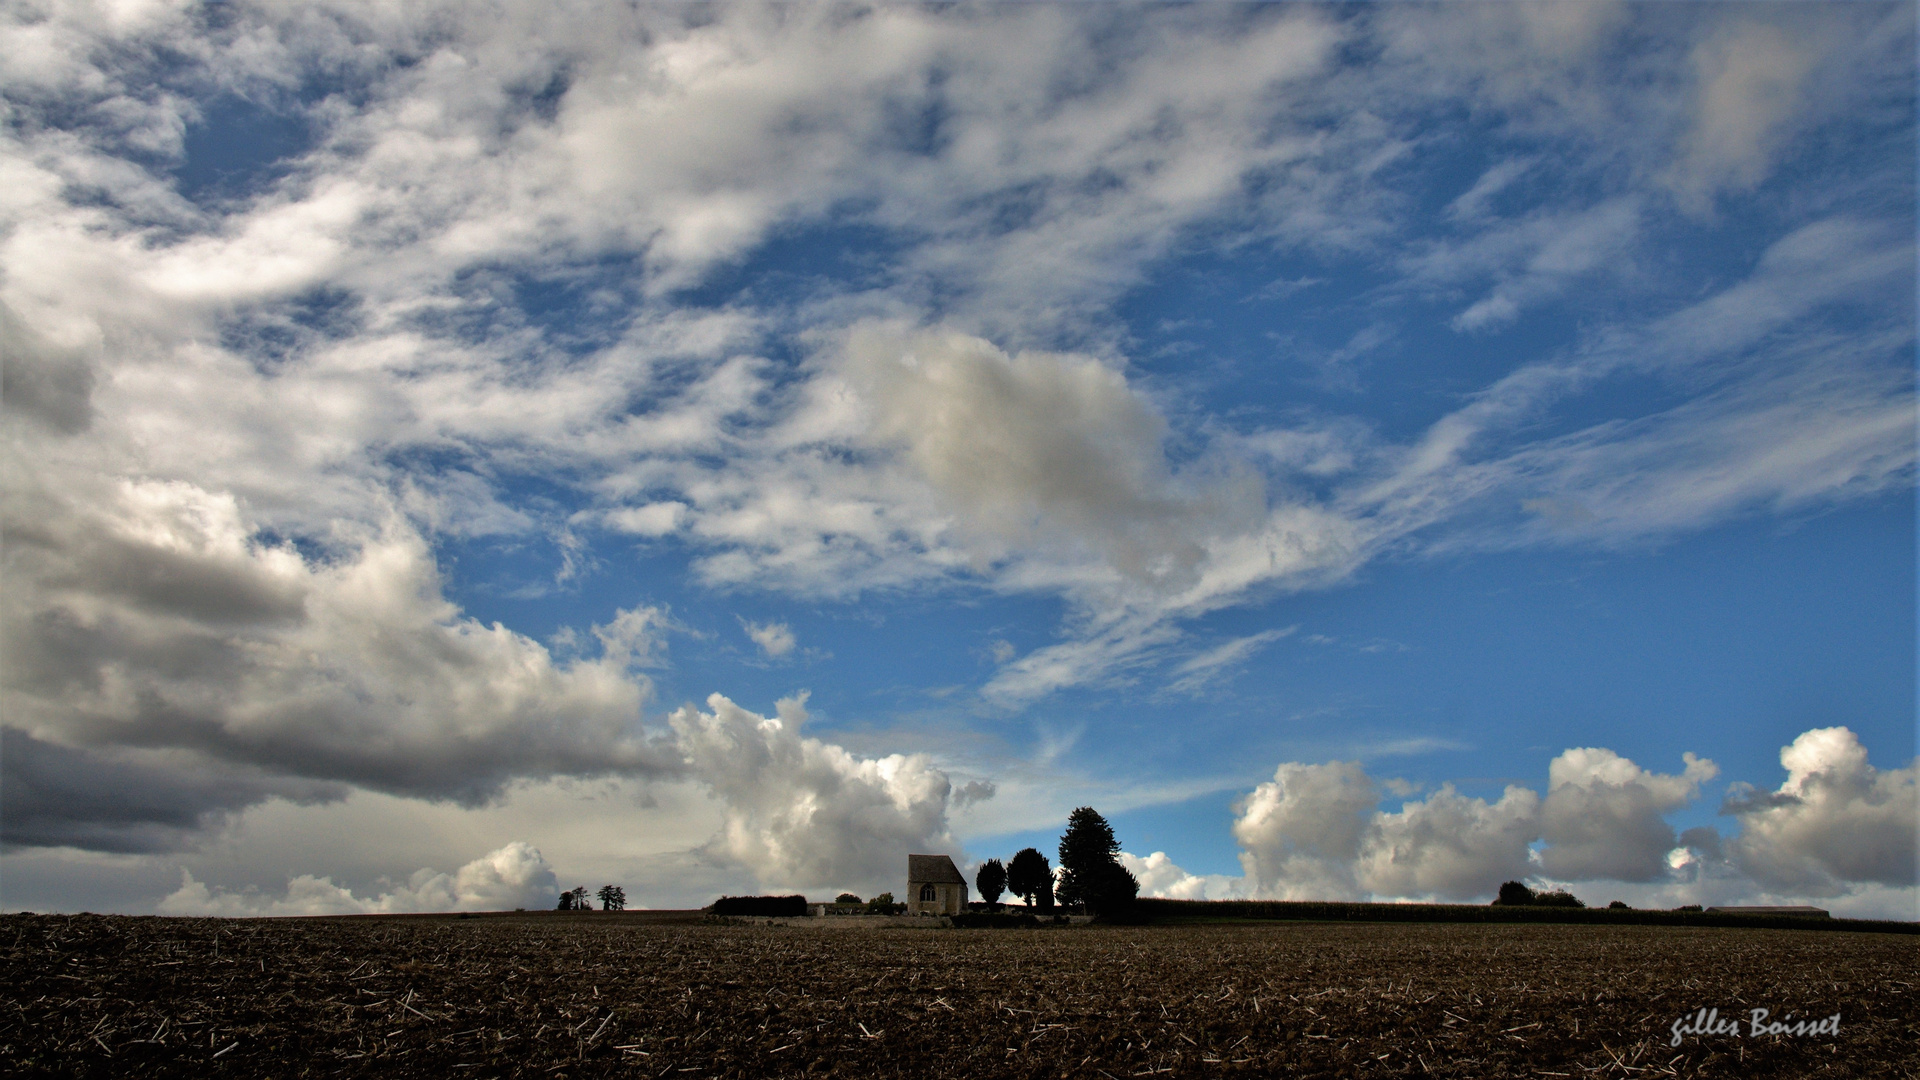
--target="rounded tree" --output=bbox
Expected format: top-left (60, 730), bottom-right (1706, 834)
top-left (1006, 847), bottom-right (1052, 908)
top-left (1494, 881), bottom-right (1535, 906)
top-left (975, 858), bottom-right (1007, 906)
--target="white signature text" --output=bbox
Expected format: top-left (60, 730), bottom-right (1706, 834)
top-left (1669, 1007), bottom-right (1841, 1047)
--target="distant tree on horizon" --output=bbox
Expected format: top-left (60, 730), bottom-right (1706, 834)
top-left (1494, 881), bottom-right (1535, 906)
top-left (556, 886), bottom-right (591, 910)
top-left (1492, 881), bottom-right (1581, 908)
top-left (597, 885), bottom-right (626, 911)
top-left (975, 858), bottom-right (1006, 906)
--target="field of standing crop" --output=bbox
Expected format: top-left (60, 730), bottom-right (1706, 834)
top-left (3, 912), bottom-right (1914, 1078)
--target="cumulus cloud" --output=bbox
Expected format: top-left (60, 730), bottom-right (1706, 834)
top-left (595, 605), bottom-right (674, 670)
top-left (1231, 761), bottom-right (1542, 902)
top-left (817, 324), bottom-right (1360, 702)
top-left (1538, 748), bottom-right (1717, 882)
top-left (1, 476), bottom-right (678, 814)
top-left (157, 841), bottom-right (560, 916)
top-left (1120, 850), bottom-right (1246, 901)
top-left (1232, 760), bottom-right (1379, 900)
top-left (1725, 727), bottom-right (1917, 894)
top-left (842, 324), bottom-right (1194, 573)
top-left (836, 324), bottom-right (1268, 583)
top-left (669, 692), bottom-right (965, 895)
top-left (1182, 732), bottom-right (1904, 907)
top-left (1360, 784), bottom-right (1542, 900)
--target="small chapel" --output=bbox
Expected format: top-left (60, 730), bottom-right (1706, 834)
top-left (906, 853), bottom-right (969, 915)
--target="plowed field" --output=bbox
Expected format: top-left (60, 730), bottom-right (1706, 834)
top-left (4, 912), bottom-right (1913, 1078)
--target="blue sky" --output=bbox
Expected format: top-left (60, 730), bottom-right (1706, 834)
top-left (2, 1), bottom-right (1914, 918)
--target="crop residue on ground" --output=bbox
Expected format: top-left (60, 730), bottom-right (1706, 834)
top-left (3, 913), bottom-right (1912, 1078)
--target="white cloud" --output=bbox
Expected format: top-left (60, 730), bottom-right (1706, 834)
top-left (1167, 627), bottom-right (1297, 694)
top-left (1667, 21), bottom-right (1821, 207)
top-left (1360, 784), bottom-right (1541, 901)
top-left (1538, 748), bottom-right (1717, 882)
top-left (1230, 762), bottom-right (1546, 902)
top-left (822, 325), bottom-right (1359, 701)
top-left (1399, 197), bottom-right (1644, 333)
top-left (1231, 760), bottom-right (1378, 900)
top-left (2, 2), bottom-right (1913, 915)
top-left (1121, 850), bottom-right (1245, 901)
top-left (1209, 734), bottom-right (1908, 908)
top-left (1725, 726), bottom-right (1917, 895)
top-left (0, 2), bottom-right (1904, 717)
top-left (1, 476), bottom-right (676, 819)
top-left (1446, 157), bottom-right (1539, 222)
top-left (669, 692), bottom-right (964, 896)
top-left (841, 324), bottom-right (1187, 570)
top-left (742, 618), bottom-right (796, 659)
top-left (1179, 732), bottom-right (1910, 909)
top-left (982, 615), bottom-right (1183, 707)
top-left (594, 605), bottom-right (674, 670)
top-left (607, 502), bottom-right (688, 537)
top-left (1359, 217), bottom-right (1914, 563)
top-left (156, 841), bottom-right (560, 916)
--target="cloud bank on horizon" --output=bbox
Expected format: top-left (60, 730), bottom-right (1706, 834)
top-left (1127, 726), bottom-right (1915, 914)
top-left (1, 1), bottom-right (1913, 918)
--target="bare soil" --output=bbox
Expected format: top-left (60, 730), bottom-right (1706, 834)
top-left (3, 911), bottom-right (1914, 1078)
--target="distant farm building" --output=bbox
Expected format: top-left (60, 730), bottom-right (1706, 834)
top-left (907, 854), bottom-right (969, 915)
top-left (1704, 905), bottom-right (1829, 917)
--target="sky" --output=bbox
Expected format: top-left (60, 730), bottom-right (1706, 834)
top-left (1, 0), bottom-right (1914, 920)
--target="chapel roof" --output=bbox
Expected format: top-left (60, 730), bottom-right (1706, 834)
top-left (907, 853), bottom-right (967, 885)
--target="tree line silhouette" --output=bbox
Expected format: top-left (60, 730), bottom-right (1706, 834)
top-left (974, 806), bottom-right (1139, 917)
top-left (555, 885), bottom-right (626, 910)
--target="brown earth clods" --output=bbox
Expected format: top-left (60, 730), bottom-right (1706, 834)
top-left (2, 911), bottom-right (1914, 1078)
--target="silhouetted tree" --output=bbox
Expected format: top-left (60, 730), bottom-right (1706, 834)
top-left (1056, 806), bottom-right (1138, 915)
top-left (1089, 860), bottom-right (1139, 915)
top-left (1056, 806), bottom-right (1115, 907)
top-left (1494, 881), bottom-right (1535, 906)
top-left (975, 858), bottom-right (1007, 906)
top-left (835, 892), bottom-right (862, 905)
top-left (1492, 881), bottom-right (1584, 908)
top-left (597, 885), bottom-right (626, 911)
top-left (1006, 847), bottom-right (1052, 908)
